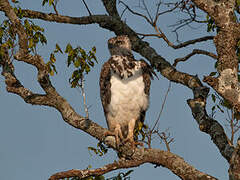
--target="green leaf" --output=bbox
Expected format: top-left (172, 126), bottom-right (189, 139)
top-left (50, 53), bottom-right (56, 63)
top-left (24, 19), bottom-right (30, 29)
top-left (49, 0), bottom-right (54, 6)
top-left (211, 106), bottom-right (216, 112)
top-left (49, 69), bottom-right (54, 76)
top-left (85, 64), bottom-right (90, 73)
top-left (94, 176), bottom-right (105, 180)
top-left (74, 59), bottom-right (80, 68)
top-left (211, 94), bottom-right (216, 103)
top-left (56, 43), bottom-right (63, 53)
top-left (51, 64), bottom-right (57, 74)
top-left (42, 0), bottom-right (48, 6)
top-left (65, 43), bottom-right (73, 53)
top-left (28, 38), bottom-right (34, 49)
top-left (220, 99), bottom-right (232, 109)
top-left (209, 72), bottom-right (217, 76)
top-left (237, 0), bottom-right (240, 6)
top-left (39, 34), bottom-right (47, 45)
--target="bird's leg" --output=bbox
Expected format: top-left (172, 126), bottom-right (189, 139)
top-left (123, 118), bottom-right (138, 148)
top-left (104, 124), bottom-right (123, 148)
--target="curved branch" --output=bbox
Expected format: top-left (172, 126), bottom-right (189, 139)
top-left (171, 36), bottom-right (214, 49)
top-left (187, 87), bottom-right (234, 162)
top-left (49, 148), bottom-right (218, 180)
top-left (173, 49), bottom-right (217, 67)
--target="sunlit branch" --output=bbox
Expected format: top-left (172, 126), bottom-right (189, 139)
top-left (49, 148), bottom-right (218, 180)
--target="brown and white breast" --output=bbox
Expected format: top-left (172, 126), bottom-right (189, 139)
top-left (106, 67), bottom-right (149, 131)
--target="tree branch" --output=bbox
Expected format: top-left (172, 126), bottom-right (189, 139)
top-left (187, 87), bottom-right (234, 162)
top-left (49, 148), bottom-right (218, 180)
top-left (101, 0), bottom-right (119, 17)
top-left (173, 49), bottom-right (217, 67)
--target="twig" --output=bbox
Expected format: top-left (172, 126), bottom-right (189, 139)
top-left (231, 109), bottom-right (234, 145)
top-left (52, 1), bottom-right (59, 15)
top-left (157, 131), bottom-right (174, 151)
top-left (119, 1), bottom-right (152, 25)
top-left (141, 0), bottom-right (153, 23)
top-left (78, 77), bottom-right (89, 119)
top-left (81, 0), bottom-right (92, 16)
top-left (151, 81), bottom-right (171, 131)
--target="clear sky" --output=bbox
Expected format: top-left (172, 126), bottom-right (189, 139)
top-left (0, 1), bottom-right (228, 179)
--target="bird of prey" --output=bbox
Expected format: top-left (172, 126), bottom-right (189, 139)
top-left (100, 35), bottom-right (154, 147)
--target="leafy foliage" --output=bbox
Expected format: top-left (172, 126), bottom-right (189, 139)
top-left (88, 142), bottom-right (108, 157)
top-left (23, 19), bottom-right (47, 53)
top-left (46, 43), bottom-right (63, 76)
top-left (71, 175), bottom-right (105, 180)
top-left (0, 19), bottom-right (16, 64)
top-left (42, 0), bottom-right (55, 6)
top-left (66, 170), bottom-right (133, 180)
top-left (206, 15), bottom-right (216, 32)
top-left (65, 44), bottom-right (97, 88)
top-left (106, 170), bottom-right (133, 180)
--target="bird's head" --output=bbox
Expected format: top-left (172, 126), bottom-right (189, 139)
top-left (108, 35), bottom-right (132, 56)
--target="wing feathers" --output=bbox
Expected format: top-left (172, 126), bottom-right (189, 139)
top-left (99, 61), bottom-right (112, 115)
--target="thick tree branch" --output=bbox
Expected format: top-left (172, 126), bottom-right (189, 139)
top-left (191, 0), bottom-right (240, 114)
top-left (49, 148), bottom-right (218, 180)
top-left (229, 140), bottom-right (240, 179)
top-left (187, 87), bottom-right (234, 162)
top-left (0, 8), bottom-right (201, 90)
top-left (101, 0), bottom-right (119, 17)
top-left (191, 0), bottom-right (217, 16)
top-left (0, 0), bottom-right (28, 53)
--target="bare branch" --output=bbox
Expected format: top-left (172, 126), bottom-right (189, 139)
top-left (173, 49), bottom-right (217, 67)
top-left (52, 1), bottom-right (59, 15)
top-left (152, 81), bottom-right (171, 131)
top-left (119, 1), bottom-right (153, 25)
top-left (77, 78), bottom-right (89, 119)
top-left (171, 36), bottom-right (214, 49)
top-left (154, 2), bottom-right (180, 24)
top-left (81, 0), bottom-right (92, 16)
top-left (231, 110), bottom-right (235, 145)
top-left (141, 0), bottom-right (153, 23)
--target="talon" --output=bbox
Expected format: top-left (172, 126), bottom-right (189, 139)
top-left (104, 126), bottom-right (123, 149)
top-left (122, 134), bottom-right (144, 148)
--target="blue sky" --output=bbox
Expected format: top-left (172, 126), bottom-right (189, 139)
top-left (0, 0), bottom-right (229, 179)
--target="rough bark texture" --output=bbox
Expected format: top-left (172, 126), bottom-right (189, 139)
top-left (1, 0), bottom-right (240, 179)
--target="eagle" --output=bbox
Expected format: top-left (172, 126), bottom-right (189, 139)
top-left (100, 35), bottom-right (154, 148)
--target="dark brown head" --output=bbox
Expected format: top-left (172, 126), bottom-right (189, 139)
top-left (108, 35), bottom-right (132, 56)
